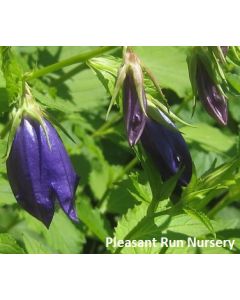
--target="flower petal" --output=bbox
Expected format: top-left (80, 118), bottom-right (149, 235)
top-left (123, 73), bottom-right (147, 146)
top-left (41, 119), bottom-right (79, 222)
top-left (6, 117), bottom-right (79, 227)
top-left (141, 118), bottom-right (192, 186)
top-left (6, 118), bottom-right (55, 227)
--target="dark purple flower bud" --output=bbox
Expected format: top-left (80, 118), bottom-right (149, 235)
top-left (196, 60), bottom-right (228, 125)
top-left (140, 118), bottom-right (192, 186)
top-left (6, 117), bottom-right (79, 228)
top-left (123, 73), bottom-right (147, 146)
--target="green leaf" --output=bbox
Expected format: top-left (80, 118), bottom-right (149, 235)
top-left (134, 46), bottom-right (191, 97)
top-left (0, 176), bottom-right (16, 206)
top-left (0, 233), bottom-right (25, 254)
top-left (64, 68), bottom-right (107, 111)
top-left (113, 201), bottom-right (160, 253)
top-left (181, 123), bottom-right (235, 153)
top-left (134, 144), bottom-right (163, 200)
top-left (112, 200), bottom-right (218, 254)
top-left (182, 156), bottom-right (240, 210)
top-left (183, 208), bottom-right (216, 238)
top-left (89, 159), bottom-right (110, 199)
top-left (129, 172), bottom-right (152, 203)
top-left (0, 71), bottom-right (9, 113)
top-left (22, 210), bottom-right (86, 254)
top-left (87, 55), bottom-right (121, 95)
top-left (43, 211), bottom-right (85, 253)
top-left (23, 233), bottom-right (53, 254)
top-left (228, 94), bottom-right (240, 122)
top-left (0, 47), bottom-right (23, 105)
top-left (106, 178), bottom-right (139, 214)
top-left (77, 197), bottom-right (112, 243)
top-left (225, 72), bottom-right (240, 93)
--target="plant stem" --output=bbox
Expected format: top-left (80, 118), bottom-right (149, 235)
top-left (92, 113), bottom-right (122, 138)
top-left (25, 46), bottom-right (117, 81)
top-left (113, 157), bottom-right (138, 184)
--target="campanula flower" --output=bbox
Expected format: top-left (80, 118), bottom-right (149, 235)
top-left (107, 48), bottom-right (147, 146)
top-left (6, 116), bottom-right (79, 228)
top-left (196, 60), bottom-right (228, 125)
top-left (140, 117), bottom-right (192, 186)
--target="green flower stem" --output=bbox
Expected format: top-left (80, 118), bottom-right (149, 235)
top-left (114, 157), bottom-right (138, 183)
top-left (92, 113), bottom-right (122, 138)
top-left (25, 46), bottom-right (117, 81)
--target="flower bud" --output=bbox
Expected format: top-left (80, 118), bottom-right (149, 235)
top-left (123, 72), bottom-right (147, 146)
top-left (140, 117), bottom-right (192, 186)
top-left (6, 116), bottom-right (79, 228)
top-left (196, 60), bottom-right (228, 125)
top-left (107, 49), bottom-right (147, 145)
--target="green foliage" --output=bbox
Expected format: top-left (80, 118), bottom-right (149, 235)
top-left (0, 47), bottom-right (23, 107)
top-left (0, 46), bottom-right (240, 254)
top-left (0, 233), bottom-right (25, 254)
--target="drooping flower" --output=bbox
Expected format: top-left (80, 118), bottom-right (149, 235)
top-left (196, 59), bottom-right (228, 125)
top-left (123, 72), bottom-right (147, 146)
top-left (107, 48), bottom-right (147, 146)
top-left (6, 116), bottom-right (79, 228)
top-left (140, 117), bottom-right (192, 186)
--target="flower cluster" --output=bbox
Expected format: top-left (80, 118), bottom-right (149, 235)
top-left (112, 49), bottom-right (193, 186)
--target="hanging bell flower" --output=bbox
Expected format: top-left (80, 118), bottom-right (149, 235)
top-left (6, 84), bottom-right (79, 228)
top-left (107, 48), bottom-right (147, 146)
top-left (188, 47), bottom-right (228, 126)
top-left (140, 113), bottom-right (192, 186)
top-left (196, 59), bottom-right (228, 125)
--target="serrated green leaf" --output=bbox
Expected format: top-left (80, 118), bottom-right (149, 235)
top-left (112, 200), bottom-right (219, 254)
top-left (183, 208), bottom-right (216, 238)
top-left (77, 197), bottom-right (112, 243)
top-left (0, 47), bottom-right (23, 105)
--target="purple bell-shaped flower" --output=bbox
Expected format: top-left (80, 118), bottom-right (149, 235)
top-left (140, 117), bottom-right (192, 186)
top-left (6, 116), bottom-right (79, 228)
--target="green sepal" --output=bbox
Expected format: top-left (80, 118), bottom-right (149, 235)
top-left (106, 64), bottom-right (127, 120)
top-left (130, 62), bottom-right (146, 116)
top-left (142, 65), bottom-right (170, 111)
top-left (186, 48), bottom-right (198, 116)
top-left (3, 83), bottom-right (53, 161)
top-left (3, 108), bottom-right (22, 161)
top-left (149, 97), bottom-right (195, 128)
top-left (147, 102), bottom-right (178, 133)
